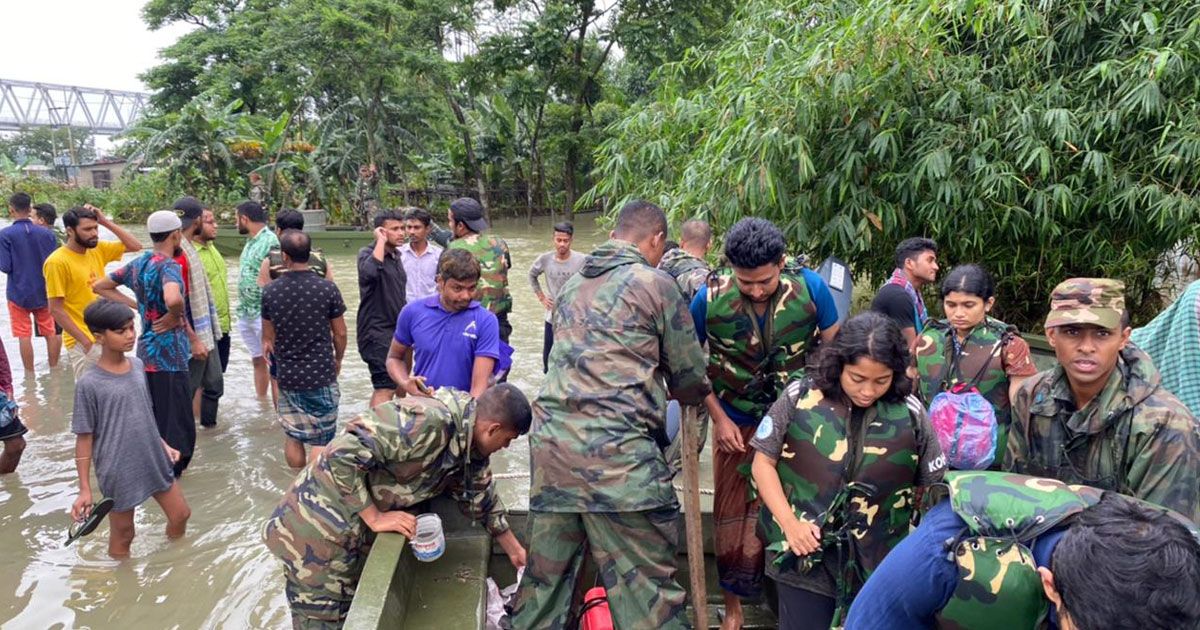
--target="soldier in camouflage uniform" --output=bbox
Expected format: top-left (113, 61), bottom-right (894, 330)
top-left (749, 312), bottom-right (945, 629)
top-left (845, 471), bottom-right (1200, 630)
top-left (690, 218), bottom-right (842, 625)
top-left (249, 172), bottom-right (269, 209)
top-left (512, 200), bottom-right (712, 630)
top-left (658, 219), bottom-right (713, 300)
top-left (354, 164), bottom-right (380, 229)
top-left (262, 385), bottom-right (531, 629)
top-left (1005, 278), bottom-right (1200, 522)
top-left (658, 219), bottom-right (713, 476)
top-left (446, 198), bottom-right (514, 344)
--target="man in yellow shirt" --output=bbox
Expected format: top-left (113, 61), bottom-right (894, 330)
top-left (43, 205), bottom-right (142, 377)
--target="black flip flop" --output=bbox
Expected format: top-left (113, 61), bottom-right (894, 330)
top-left (65, 497), bottom-right (115, 546)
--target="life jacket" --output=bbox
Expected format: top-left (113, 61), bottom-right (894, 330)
top-left (933, 470), bottom-right (1200, 630)
top-left (449, 233), bottom-right (512, 316)
top-left (915, 318), bottom-right (1017, 467)
top-left (705, 269), bottom-right (818, 419)
top-left (267, 247), bottom-right (329, 280)
top-left (757, 382), bottom-right (922, 622)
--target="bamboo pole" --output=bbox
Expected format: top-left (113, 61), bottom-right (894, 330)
top-left (681, 404), bottom-right (708, 629)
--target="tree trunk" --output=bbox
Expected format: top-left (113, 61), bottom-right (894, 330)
top-left (445, 91), bottom-right (491, 217)
top-left (563, 2), bottom-right (592, 220)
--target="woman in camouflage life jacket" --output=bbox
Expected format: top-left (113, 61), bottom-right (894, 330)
top-left (749, 313), bottom-right (947, 629)
top-left (914, 265), bottom-right (1038, 468)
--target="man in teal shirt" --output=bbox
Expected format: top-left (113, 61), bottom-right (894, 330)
top-left (234, 201), bottom-right (279, 398)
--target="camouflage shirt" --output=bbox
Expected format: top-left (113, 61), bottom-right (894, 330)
top-left (1006, 345), bottom-right (1200, 522)
top-left (263, 388), bottom-right (509, 558)
top-left (448, 232), bottom-right (512, 316)
top-left (528, 239), bottom-right (712, 512)
top-left (657, 247), bottom-right (710, 299)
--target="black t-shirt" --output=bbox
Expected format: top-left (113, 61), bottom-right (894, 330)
top-left (261, 271), bottom-right (347, 390)
top-left (871, 284), bottom-right (918, 330)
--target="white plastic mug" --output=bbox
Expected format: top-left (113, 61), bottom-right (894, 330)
top-left (411, 513), bottom-right (445, 562)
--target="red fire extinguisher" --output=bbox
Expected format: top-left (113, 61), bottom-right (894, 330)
top-left (579, 586), bottom-right (613, 630)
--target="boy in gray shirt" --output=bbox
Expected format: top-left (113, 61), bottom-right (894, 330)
top-left (71, 299), bottom-right (191, 558)
top-left (528, 221), bottom-right (586, 372)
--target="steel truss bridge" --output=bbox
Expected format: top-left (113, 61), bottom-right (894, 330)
top-left (0, 79), bottom-right (149, 134)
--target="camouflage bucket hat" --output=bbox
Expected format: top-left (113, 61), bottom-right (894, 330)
top-left (1045, 278), bottom-right (1126, 330)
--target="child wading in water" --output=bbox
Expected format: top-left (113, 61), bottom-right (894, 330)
top-left (71, 299), bottom-right (192, 557)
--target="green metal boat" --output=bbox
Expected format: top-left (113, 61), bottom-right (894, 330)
top-left (344, 493), bottom-right (779, 629)
top-left (213, 227), bottom-right (374, 257)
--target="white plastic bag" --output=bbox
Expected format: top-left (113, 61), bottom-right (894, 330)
top-left (485, 567), bottom-right (524, 630)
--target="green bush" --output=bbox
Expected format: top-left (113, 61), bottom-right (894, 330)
top-left (0, 169), bottom-right (251, 224)
top-left (586, 0), bottom-right (1200, 330)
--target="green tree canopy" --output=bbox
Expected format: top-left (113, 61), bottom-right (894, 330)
top-left (587, 0), bottom-right (1200, 329)
top-left (0, 127), bottom-right (96, 167)
top-left (132, 0), bottom-right (732, 220)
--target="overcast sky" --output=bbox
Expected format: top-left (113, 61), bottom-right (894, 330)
top-left (0, 0), bottom-right (192, 93)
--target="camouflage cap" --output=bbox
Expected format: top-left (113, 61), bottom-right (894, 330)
top-left (1045, 278), bottom-right (1126, 329)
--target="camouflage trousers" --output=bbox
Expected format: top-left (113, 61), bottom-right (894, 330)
top-left (512, 507), bottom-right (690, 630)
top-left (263, 514), bottom-right (370, 629)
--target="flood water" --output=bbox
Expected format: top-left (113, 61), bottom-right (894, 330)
top-left (0, 213), bottom-right (616, 629)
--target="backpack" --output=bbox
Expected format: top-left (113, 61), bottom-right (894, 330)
top-left (927, 335), bottom-right (1007, 470)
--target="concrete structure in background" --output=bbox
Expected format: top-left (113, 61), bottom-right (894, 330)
top-left (74, 159), bottom-right (127, 189)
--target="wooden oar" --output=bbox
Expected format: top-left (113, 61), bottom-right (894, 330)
top-left (680, 404), bottom-right (708, 628)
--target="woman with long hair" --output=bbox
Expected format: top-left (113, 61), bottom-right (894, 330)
top-left (913, 264), bottom-right (1038, 468)
top-left (750, 312), bottom-right (946, 629)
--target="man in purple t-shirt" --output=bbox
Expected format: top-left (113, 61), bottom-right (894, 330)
top-left (387, 248), bottom-right (499, 399)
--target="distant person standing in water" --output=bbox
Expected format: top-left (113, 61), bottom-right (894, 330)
top-left (32, 202), bottom-right (66, 245)
top-left (871, 237), bottom-right (939, 349)
top-left (1, 192), bottom-right (62, 370)
top-left (357, 210), bottom-right (408, 409)
top-left (195, 208), bottom-right (232, 373)
top-left (447, 198), bottom-right (513, 343)
top-left (233, 201), bottom-right (279, 398)
top-left (261, 230), bottom-right (347, 469)
top-left (400, 207), bottom-right (443, 303)
top-left (528, 221), bottom-right (585, 373)
top-left (93, 211), bottom-right (196, 477)
top-left (43, 204), bottom-right (143, 378)
top-left (71, 299), bottom-right (190, 558)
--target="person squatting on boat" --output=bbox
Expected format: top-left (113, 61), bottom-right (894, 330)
top-left (262, 384), bottom-right (531, 628)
